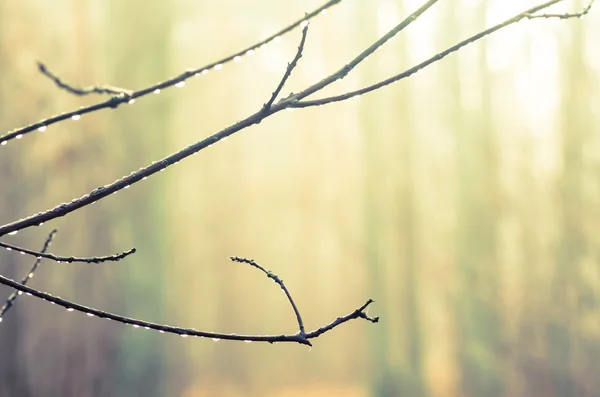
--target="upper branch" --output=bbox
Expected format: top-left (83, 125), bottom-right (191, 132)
top-left (0, 0), bottom-right (342, 146)
top-left (292, 0), bottom-right (594, 108)
top-left (0, 0), bottom-right (592, 239)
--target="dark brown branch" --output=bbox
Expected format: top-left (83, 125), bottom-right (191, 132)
top-left (230, 256), bottom-right (306, 335)
top-left (38, 62), bottom-right (133, 96)
top-left (263, 24), bottom-right (309, 111)
top-left (0, 260), bottom-right (376, 346)
top-left (0, 240), bottom-right (135, 264)
top-left (292, 0), bottom-right (592, 108)
top-left (0, 0), bottom-right (342, 146)
top-left (0, 230), bottom-right (56, 321)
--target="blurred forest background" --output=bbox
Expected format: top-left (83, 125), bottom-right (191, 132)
top-left (1, 0), bottom-right (599, 396)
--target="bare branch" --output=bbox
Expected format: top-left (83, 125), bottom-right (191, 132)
top-left (0, 230), bottom-right (57, 321)
top-left (526, 0), bottom-right (595, 19)
top-left (285, 0), bottom-right (441, 105)
top-left (37, 62), bottom-right (133, 96)
top-left (0, 0), bottom-right (342, 146)
top-left (292, 0), bottom-right (594, 108)
top-left (230, 256), bottom-right (306, 335)
top-left (0, 240), bottom-right (135, 264)
top-left (263, 24), bottom-right (309, 111)
top-left (0, 260), bottom-right (376, 346)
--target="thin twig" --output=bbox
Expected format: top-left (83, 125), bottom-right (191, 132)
top-left (0, 240), bottom-right (135, 263)
top-left (526, 0), bottom-right (595, 19)
top-left (0, 0), bottom-right (342, 146)
top-left (263, 24), bottom-right (309, 111)
top-left (0, 229), bottom-right (57, 321)
top-left (0, 265), bottom-right (376, 346)
top-left (38, 62), bottom-right (133, 96)
top-left (292, 0), bottom-right (591, 108)
top-left (230, 256), bottom-right (306, 335)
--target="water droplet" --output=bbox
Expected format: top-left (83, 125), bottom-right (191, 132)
top-left (128, 99), bottom-right (135, 104)
top-left (154, 88), bottom-right (161, 94)
top-left (72, 114), bottom-right (81, 121)
top-left (300, 20), bottom-right (309, 28)
top-left (246, 50), bottom-right (254, 56)
top-left (38, 222), bottom-right (44, 226)
top-left (16, 134), bottom-right (23, 139)
top-left (260, 44), bottom-right (268, 50)
top-left (133, 324), bottom-right (140, 328)
top-left (244, 340), bottom-right (252, 343)
top-left (38, 125), bottom-right (47, 132)
top-left (20, 251), bottom-right (25, 255)
top-left (142, 176), bottom-right (148, 180)
top-left (124, 185), bottom-right (130, 189)
top-left (87, 313), bottom-right (94, 317)
top-left (180, 334), bottom-right (188, 338)
top-left (194, 72), bottom-right (200, 77)
top-left (159, 330), bottom-right (165, 333)
top-left (67, 308), bottom-right (74, 312)
top-left (214, 64), bottom-right (223, 70)
top-left (144, 327), bottom-right (150, 330)
top-left (6, 247), bottom-right (12, 251)
top-left (201, 69), bottom-right (209, 75)
top-left (274, 36), bottom-right (282, 43)
top-left (1, 141), bottom-right (7, 146)
top-left (321, 9), bottom-right (327, 14)
top-left (29, 273), bottom-right (34, 277)
top-left (234, 56), bottom-right (242, 62)
top-left (8, 231), bottom-right (18, 236)
top-left (212, 338), bottom-right (220, 342)
top-left (18, 291), bottom-right (23, 295)
top-left (175, 81), bottom-right (186, 88)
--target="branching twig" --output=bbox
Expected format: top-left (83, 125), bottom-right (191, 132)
top-left (292, 0), bottom-right (593, 108)
top-left (0, 258), bottom-right (377, 346)
top-left (263, 24), bottom-right (309, 111)
top-left (0, 230), bottom-right (56, 321)
top-left (38, 62), bottom-right (133, 96)
top-left (0, 240), bottom-right (135, 264)
top-left (0, 0), bottom-right (342, 146)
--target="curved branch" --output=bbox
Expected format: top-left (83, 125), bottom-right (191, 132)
top-left (0, 262), bottom-right (377, 346)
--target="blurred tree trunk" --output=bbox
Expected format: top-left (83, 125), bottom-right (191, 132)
top-left (449, 1), bottom-right (503, 396)
top-left (105, 1), bottom-right (172, 396)
top-left (359, 2), bottom-right (425, 395)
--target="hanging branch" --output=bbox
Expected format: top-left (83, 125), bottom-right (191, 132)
top-left (0, 230), bottom-right (57, 321)
top-left (0, 0), bottom-right (342, 146)
top-left (0, 240), bottom-right (135, 264)
top-left (0, 257), bottom-right (378, 346)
